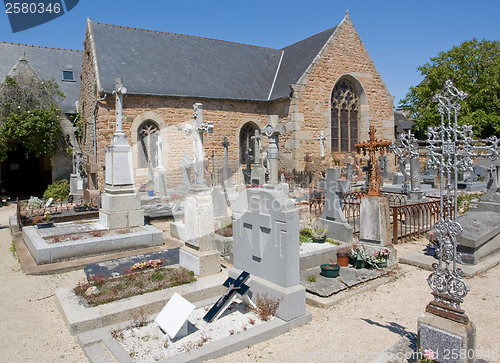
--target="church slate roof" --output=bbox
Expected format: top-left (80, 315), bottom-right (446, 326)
top-left (90, 21), bottom-right (337, 101)
top-left (0, 42), bottom-right (82, 114)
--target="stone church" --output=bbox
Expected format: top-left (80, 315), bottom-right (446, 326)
top-left (79, 11), bottom-right (395, 189)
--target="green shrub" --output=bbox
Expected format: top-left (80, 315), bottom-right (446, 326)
top-left (43, 179), bottom-right (70, 201)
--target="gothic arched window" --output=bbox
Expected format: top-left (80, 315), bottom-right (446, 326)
top-left (239, 122), bottom-right (259, 165)
top-left (331, 79), bottom-right (359, 153)
top-left (137, 120), bottom-right (159, 168)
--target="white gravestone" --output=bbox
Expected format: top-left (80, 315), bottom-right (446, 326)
top-left (155, 292), bottom-right (195, 340)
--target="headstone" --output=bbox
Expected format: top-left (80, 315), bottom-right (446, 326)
top-left (359, 195), bottom-right (392, 246)
top-left (70, 150), bottom-right (85, 197)
top-left (99, 78), bottom-right (144, 229)
top-left (392, 172), bottom-right (405, 185)
top-left (155, 292), bottom-right (195, 340)
top-left (251, 130), bottom-right (266, 186)
top-left (472, 165), bottom-right (486, 180)
top-left (84, 155), bottom-right (100, 204)
top-left (231, 188), bottom-right (306, 321)
top-left (263, 115), bottom-right (286, 185)
top-left (378, 155), bottom-right (391, 179)
top-left (154, 135), bottom-right (168, 196)
top-left (203, 271), bottom-right (252, 323)
top-left (316, 168), bottom-right (353, 243)
top-left (179, 191), bottom-right (220, 277)
top-left (342, 162), bottom-right (355, 188)
top-left (212, 186), bottom-right (229, 216)
top-left (221, 137), bottom-right (233, 189)
top-left (184, 103), bottom-right (213, 192)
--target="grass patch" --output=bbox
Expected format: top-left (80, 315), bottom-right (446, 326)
top-left (74, 266), bottom-right (196, 307)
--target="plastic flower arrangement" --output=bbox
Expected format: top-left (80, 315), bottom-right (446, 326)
top-left (130, 259), bottom-right (163, 272)
top-left (373, 248), bottom-right (390, 262)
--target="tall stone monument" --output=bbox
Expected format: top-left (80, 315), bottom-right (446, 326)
top-left (153, 135), bottom-right (168, 196)
top-left (179, 103), bottom-right (220, 277)
top-left (355, 125), bottom-right (392, 246)
top-left (99, 79), bottom-right (144, 229)
top-left (221, 137), bottom-right (233, 189)
top-left (317, 130), bottom-right (326, 158)
top-left (250, 130), bottom-right (266, 186)
top-left (263, 115), bottom-right (286, 185)
top-left (316, 168), bottom-right (353, 242)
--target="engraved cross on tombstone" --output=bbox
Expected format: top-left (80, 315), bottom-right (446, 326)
top-left (185, 103), bottom-right (213, 190)
top-left (247, 196), bottom-right (271, 260)
top-left (263, 115), bottom-right (286, 185)
top-left (317, 130), bottom-right (326, 157)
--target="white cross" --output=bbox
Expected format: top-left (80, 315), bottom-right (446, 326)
top-left (245, 196), bottom-right (271, 260)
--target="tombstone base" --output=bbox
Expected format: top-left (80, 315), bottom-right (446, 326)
top-left (475, 201), bottom-right (500, 214)
top-left (179, 246), bottom-right (220, 277)
top-left (154, 167), bottom-right (168, 196)
top-left (418, 311), bottom-right (476, 363)
top-left (251, 167), bottom-right (266, 186)
top-left (409, 191), bottom-right (424, 202)
top-left (359, 196), bottom-right (392, 246)
top-left (84, 189), bottom-right (100, 204)
top-left (188, 183), bottom-right (210, 193)
top-left (99, 209), bottom-right (144, 229)
top-left (316, 218), bottom-right (353, 243)
top-left (229, 267), bottom-right (306, 322)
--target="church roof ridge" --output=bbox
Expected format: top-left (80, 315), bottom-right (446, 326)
top-left (91, 21), bottom-right (280, 52)
top-left (0, 41), bottom-right (82, 53)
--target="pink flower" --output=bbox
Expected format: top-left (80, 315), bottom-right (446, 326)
top-left (424, 349), bottom-right (435, 360)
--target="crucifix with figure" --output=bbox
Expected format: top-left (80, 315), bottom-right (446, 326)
top-left (355, 125), bottom-right (392, 196)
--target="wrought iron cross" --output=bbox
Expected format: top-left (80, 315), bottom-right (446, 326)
top-left (355, 125), bottom-right (392, 196)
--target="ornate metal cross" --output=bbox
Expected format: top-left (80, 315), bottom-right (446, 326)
top-left (355, 125), bottom-right (392, 196)
top-left (422, 80), bottom-right (500, 323)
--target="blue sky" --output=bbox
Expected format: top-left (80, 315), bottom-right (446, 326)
top-left (1, 0), bottom-right (499, 106)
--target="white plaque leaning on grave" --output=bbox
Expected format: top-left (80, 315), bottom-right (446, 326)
top-left (154, 292), bottom-right (195, 340)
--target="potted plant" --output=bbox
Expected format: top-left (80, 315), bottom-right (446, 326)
top-left (336, 245), bottom-right (351, 267)
top-left (349, 244), bottom-right (358, 265)
top-left (373, 248), bottom-right (390, 268)
top-left (36, 212), bottom-right (54, 229)
top-left (74, 203), bottom-right (86, 212)
top-left (352, 244), bottom-right (368, 269)
top-left (311, 227), bottom-right (326, 243)
top-left (299, 228), bottom-right (313, 245)
top-left (320, 259), bottom-right (340, 278)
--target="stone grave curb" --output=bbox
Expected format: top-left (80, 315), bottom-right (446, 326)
top-left (55, 269), bottom-right (228, 335)
top-left (305, 266), bottom-right (410, 309)
top-left (13, 231), bottom-right (182, 276)
top-left (77, 296), bottom-right (313, 363)
top-left (300, 243), bottom-right (348, 271)
top-left (399, 250), bottom-right (500, 277)
top-left (22, 224), bottom-right (163, 265)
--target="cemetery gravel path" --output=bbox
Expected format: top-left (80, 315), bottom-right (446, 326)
top-left (0, 204), bottom-right (498, 363)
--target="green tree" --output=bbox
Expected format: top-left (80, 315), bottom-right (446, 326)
top-left (400, 38), bottom-right (500, 138)
top-left (0, 74), bottom-right (65, 160)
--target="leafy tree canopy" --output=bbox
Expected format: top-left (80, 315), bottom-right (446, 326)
top-left (0, 74), bottom-right (65, 160)
top-left (400, 38), bottom-right (500, 139)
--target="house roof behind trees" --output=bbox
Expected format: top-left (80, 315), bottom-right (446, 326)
top-left (0, 42), bottom-right (82, 114)
top-left (89, 21), bottom-right (337, 101)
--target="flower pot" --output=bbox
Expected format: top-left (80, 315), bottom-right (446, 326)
top-left (74, 206), bottom-right (86, 212)
top-left (355, 259), bottom-right (366, 269)
top-left (349, 256), bottom-right (357, 266)
top-left (320, 263), bottom-right (340, 278)
top-left (377, 261), bottom-right (388, 268)
top-left (337, 253), bottom-right (349, 267)
top-left (148, 190), bottom-right (154, 197)
top-left (312, 236), bottom-right (326, 243)
top-left (36, 221), bottom-right (54, 229)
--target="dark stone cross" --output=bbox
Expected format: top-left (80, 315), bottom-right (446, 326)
top-left (355, 126), bottom-right (392, 196)
top-left (203, 271), bottom-right (251, 323)
top-left (222, 137), bottom-right (232, 188)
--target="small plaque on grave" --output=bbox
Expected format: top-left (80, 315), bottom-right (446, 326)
top-left (154, 292), bottom-right (195, 340)
top-left (203, 271), bottom-right (251, 323)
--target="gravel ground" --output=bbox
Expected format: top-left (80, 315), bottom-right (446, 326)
top-left (0, 204), bottom-right (499, 363)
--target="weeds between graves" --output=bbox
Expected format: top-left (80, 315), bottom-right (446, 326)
top-left (74, 265), bottom-right (196, 307)
top-left (252, 293), bottom-right (281, 321)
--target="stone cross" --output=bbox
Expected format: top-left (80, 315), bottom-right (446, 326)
top-left (245, 147), bottom-right (253, 185)
top-left (251, 130), bottom-right (262, 165)
top-left (342, 162), bottom-right (355, 186)
top-left (185, 103), bottom-right (213, 189)
top-left (318, 168), bottom-right (350, 222)
top-left (476, 158), bottom-right (500, 202)
top-left (317, 130), bottom-right (326, 157)
top-left (355, 126), bottom-right (392, 196)
top-left (113, 78), bottom-right (127, 135)
top-left (156, 135), bottom-right (164, 168)
top-left (221, 137), bottom-right (232, 188)
top-left (263, 115), bottom-right (286, 185)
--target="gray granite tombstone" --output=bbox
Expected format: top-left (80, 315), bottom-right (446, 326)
top-left (378, 155), bottom-right (391, 179)
top-left (230, 188), bottom-right (306, 321)
top-left (316, 168), bottom-right (353, 243)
